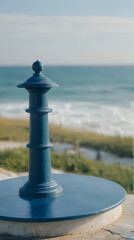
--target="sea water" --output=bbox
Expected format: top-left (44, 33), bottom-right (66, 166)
top-left (0, 65), bottom-right (134, 137)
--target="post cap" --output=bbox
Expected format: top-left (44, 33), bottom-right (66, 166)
top-left (17, 60), bottom-right (58, 89)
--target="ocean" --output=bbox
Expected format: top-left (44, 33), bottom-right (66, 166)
top-left (0, 65), bottom-right (134, 137)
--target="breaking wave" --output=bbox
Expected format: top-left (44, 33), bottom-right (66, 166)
top-left (0, 100), bottom-right (134, 137)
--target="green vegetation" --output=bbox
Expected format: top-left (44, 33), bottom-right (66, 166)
top-left (0, 118), bottom-right (132, 193)
top-left (0, 148), bottom-right (132, 193)
top-left (0, 118), bottom-right (133, 157)
top-left (0, 148), bottom-right (29, 172)
top-left (50, 125), bottom-right (133, 158)
top-left (51, 151), bottom-right (132, 193)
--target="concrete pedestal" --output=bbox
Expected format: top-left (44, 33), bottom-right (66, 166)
top-left (0, 204), bottom-right (122, 238)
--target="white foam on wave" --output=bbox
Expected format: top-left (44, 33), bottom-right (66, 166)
top-left (0, 101), bottom-right (134, 137)
top-left (0, 102), bottom-right (28, 119)
top-left (49, 101), bottom-right (134, 137)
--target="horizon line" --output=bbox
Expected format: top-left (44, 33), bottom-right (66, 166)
top-left (0, 63), bottom-right (134, 67)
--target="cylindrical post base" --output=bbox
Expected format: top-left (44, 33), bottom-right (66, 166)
top-left (19, 178), bottom-right (63, 199)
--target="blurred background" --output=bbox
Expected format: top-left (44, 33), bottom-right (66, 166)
top-left (0, 0), bottom-right (133, 193)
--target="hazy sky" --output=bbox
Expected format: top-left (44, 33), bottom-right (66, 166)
top-left (0, 0), bottom-right (134, 65)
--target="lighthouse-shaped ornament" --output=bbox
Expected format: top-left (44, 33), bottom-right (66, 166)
top-left (0, 61), bottom-right (126, 238)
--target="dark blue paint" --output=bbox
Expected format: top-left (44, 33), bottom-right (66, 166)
top-left (0, 174), bottom-right (126, 222)
top-left (17, 60), bottom-right (62, 198)
top-left (0, 60), bottom-right (126, 223)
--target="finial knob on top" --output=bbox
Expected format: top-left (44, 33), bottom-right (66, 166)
top-left (32, 60), bottom-right (43, 75)
top-left (18, 60), bottom-right (58, 89)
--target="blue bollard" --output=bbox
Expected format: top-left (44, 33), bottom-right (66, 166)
top-left (18, 60), bottom-right (63, 198)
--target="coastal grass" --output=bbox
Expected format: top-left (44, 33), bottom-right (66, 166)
top-left (0, 118), bottom-right (29, 142)
top-left (0, 147), bottom-right (132, 193)
top-left (0, 117), bottom-right (133, 157)
top-left (50, 125), bottom-right (133, 158)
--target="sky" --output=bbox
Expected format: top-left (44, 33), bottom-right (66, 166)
top-left (0, 0), bottom-right (134, 66)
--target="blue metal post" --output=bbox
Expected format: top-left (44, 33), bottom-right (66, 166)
top-left (18, 60), bottom-right (63, 198)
